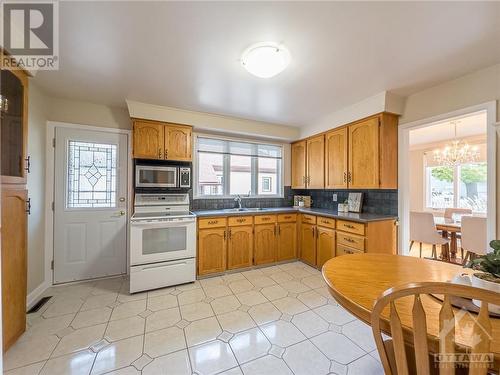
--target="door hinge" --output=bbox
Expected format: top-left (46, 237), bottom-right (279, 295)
top-left (51, 201), bottom-right (55, 211)
top-left (51, 260), bottom-right (54, 270)
top-left (52, 138), bottom-right (56, 147)
top-left (378, 118), bottom-right (381, 127)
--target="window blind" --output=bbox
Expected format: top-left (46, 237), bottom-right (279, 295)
top-left (197, 137), bottom-right (282, 159)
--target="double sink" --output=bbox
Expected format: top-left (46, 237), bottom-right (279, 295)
top-left (222, 207), bottom-right (267, 212)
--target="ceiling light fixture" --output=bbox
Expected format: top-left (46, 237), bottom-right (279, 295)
top-left (241, 42), bottom-right (291, 78)
top-left (433, 121), bottom-right (479, 166)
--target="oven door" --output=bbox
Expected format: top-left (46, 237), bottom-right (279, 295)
top-left (136, 166), bottom-right (178, 188)
top-left (130, 218), bottom-right (196, 265)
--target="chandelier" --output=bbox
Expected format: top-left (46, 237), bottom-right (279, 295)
top-left (433, 121), bottom-right (479, 166)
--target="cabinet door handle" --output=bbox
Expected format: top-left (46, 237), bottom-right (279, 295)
top-left (343, 171), bottom-right (346, 183)
top-left (224, 230), bottom-right (226, 240)
top-left (228, 229), bottom-right (232, 239)
top-left (158, 148), bottom-right (162, 158)
top-left (278, 225), bottom-right (281, 235)
top-left (312, 227), bottom-right (315, 237)
top-left (165, 149), bottom-right (168, 159)
top-left (274, 225), bottom-right (277, 235)
top-left (26, 198), bottom-right (31, 215)
top-left (25, 156), bottom-right (31, 173)
top-left (347, 171), bottom-right (352, 183)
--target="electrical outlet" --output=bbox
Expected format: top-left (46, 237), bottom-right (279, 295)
top-left (332, 194), bottom-right (337, 202)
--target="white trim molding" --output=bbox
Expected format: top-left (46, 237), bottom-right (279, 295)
top-left (398, 101), bottom-right (497, 255)
top-left (27, 280), bottom-right (51, 310)
top-left (44, 121), bottom-right (132, 290)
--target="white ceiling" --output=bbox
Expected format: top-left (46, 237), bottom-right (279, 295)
top-left (409, 111), bottom-right (487, 146)
top-left (33, 2), bottom-right (500, 127)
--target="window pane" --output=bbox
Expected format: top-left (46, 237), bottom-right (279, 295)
top-left (458, 162), bottom-right (487, 212)
top-left (230, 155), bottom-right (251, 195)
top-left (67, 141), bottom-right (117, 208)
top-left (426, 166), bottom-right (454, 209)
top-left (258, 157), bottom-right (278, 195)
top-left (198, 152), bottom-right (223, 196)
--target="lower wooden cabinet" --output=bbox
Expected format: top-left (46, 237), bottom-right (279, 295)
top-left (198, 228), bottom-right (227, 276)
top-left (300, 223), bottom-right (316, 266)
top-left (316, 226), bottom-right (336, 268)
top-left (254, 224), bottom-right (276, 265)
top-left (2, 188), bottom-right (27, 351)
top-left (277, 222), bottom-right (297, 261)
top-left (227, 225), bottom-right (253, 270)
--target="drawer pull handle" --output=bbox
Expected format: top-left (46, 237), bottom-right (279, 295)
top-left (237, 218), bottom-right (245, 223)
top-left (344, 224), bottom-right (354, 229)
top-left (208, 220), bottom-right (218, 224)
top-left (344, 238), bottom-right (355, 243)
top-left (284, 216), bottom-right (291, 219)
top-left (262, 217), bottom-right (270, 221)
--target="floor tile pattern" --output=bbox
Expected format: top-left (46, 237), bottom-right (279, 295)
top-left (5, 262), bottom-right (383, 374)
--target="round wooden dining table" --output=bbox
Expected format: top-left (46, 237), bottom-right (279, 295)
top-left (322, 254), bottom-right (500, 369)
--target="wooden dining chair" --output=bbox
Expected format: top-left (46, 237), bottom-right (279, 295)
top-left (371, 282), bottom-right (500, 375)
top-left (410, 212), bottom-right (449, 258)
top-left (461, 216), bottom-right (487, 265)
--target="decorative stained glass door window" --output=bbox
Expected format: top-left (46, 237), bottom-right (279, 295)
top-left (67, 141), bottom-right (117, 208)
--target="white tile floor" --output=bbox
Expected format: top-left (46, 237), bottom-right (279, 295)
top-left (4, 262), bottom-right (383, 375)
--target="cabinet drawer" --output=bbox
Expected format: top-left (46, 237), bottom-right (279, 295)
top-left (277, 213), bottom-right (297, 223)
top-left (336, 244), bottom-right (363, 256)
top-left (254, 215), bottom-right (277, 224)
top-left (301, 214), bottom-right (317, 224)
top-left (337, 220), bottom-right (365, 235)
top-left (317, 216), bottom-right (335, 229)
top-left (198, 217), bottom-right (227, 229)
top-left (337, 233), bottom-right (365, 251)
top-left (228, 216), bottom-right (254, 226)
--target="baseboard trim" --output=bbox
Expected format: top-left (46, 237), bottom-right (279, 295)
top-left (27, 280), bottom-right (51, 310)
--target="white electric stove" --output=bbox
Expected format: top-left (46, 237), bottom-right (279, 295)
top-left (129, 193), bottom-right (196, 293)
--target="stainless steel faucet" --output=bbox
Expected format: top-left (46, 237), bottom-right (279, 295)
top-left (234, 195), bottom-right (242, 209)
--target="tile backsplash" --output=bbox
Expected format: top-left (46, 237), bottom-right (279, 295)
top-left (191, 186), bottom-right (397, 216)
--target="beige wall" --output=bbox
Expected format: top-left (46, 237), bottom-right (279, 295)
top-left (26, 84), bottom-right (49, 294)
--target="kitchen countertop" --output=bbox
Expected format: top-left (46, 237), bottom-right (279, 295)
top-left (192, 207), bottom-right (397, 223)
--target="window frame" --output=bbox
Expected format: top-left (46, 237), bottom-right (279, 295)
top-left (193, 134), bottom-right (284, 199)
top-left (424, 161), bottom-right (487, 214)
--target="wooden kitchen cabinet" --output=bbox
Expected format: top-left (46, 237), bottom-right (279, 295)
top-left (1, 188), bottom-right (27, 351)
top-left (348, 117), bottom-right (380, 189)
top-left (300, 222), bottom-right (316, 267)
top-left (254, 224), bottom-right (276, 265)
top-left (306, 134), bottom-right (325, 189)
top-left (325, 127), bottom-right (348, 189)
top-left (133, 120), bottom-right (164, 159)
top-left (291, 140), bottom-right (307, 189)
top-left (133, 119), bottom-right (193, 161)
top-left (198, 228), bottom-right (226, 275)
top-left (316, 226), bottom-right (335, 268)
top-left (227, 225), bottom-right (253, 270)
top-left (277, 222), bottom-right (297, 261)
top-left (164, 124), bottom-right (192, 161)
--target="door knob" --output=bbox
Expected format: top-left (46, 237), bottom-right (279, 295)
top-left (119, 197), bottom-right (126, 202)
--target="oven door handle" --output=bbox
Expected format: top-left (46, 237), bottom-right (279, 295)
top-left (131, 219), bottom-right (196, 228)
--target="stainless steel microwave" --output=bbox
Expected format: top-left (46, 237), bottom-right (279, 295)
top-left (136, 165), bottom-right (191, 189)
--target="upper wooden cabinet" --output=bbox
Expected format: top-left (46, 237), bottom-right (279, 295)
top-left (306, 135), bottom-right (325, 189)
top-left (291, 135), bottom-right (325, 189)
top-left (133, 120), bottom-right (164, 159)
top-left (291, 112), bottom-right (398, 190)
top-left (348, 114), bottom-right (397, 189)
top-left (291, 140), bottom-right (307, 189)
top-left (1, 69), bottom-right (29, 185)
top-left (325, 127), bottom-right (348, 189)
top-left (164, 124), bottom-right (192, 161)
top-left (132, 119), bottom-right (192, 161)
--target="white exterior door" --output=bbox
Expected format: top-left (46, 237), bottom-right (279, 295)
top-left (54, 127), bottom-right (128, 283)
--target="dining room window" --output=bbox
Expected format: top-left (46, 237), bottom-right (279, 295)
top-left (194, 136), bottom-right (283, 198)
top-left (425, 161), bottom-right (487, 213)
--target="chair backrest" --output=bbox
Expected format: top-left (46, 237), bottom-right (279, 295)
top-left (371, 282), bottom-right (500, 375)
top-left (410, 212), bottom-right (445, 245)
top-left (444, 208), bottom-right (472, 219)
top-left (461, 216), bottom-right (488, 256)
